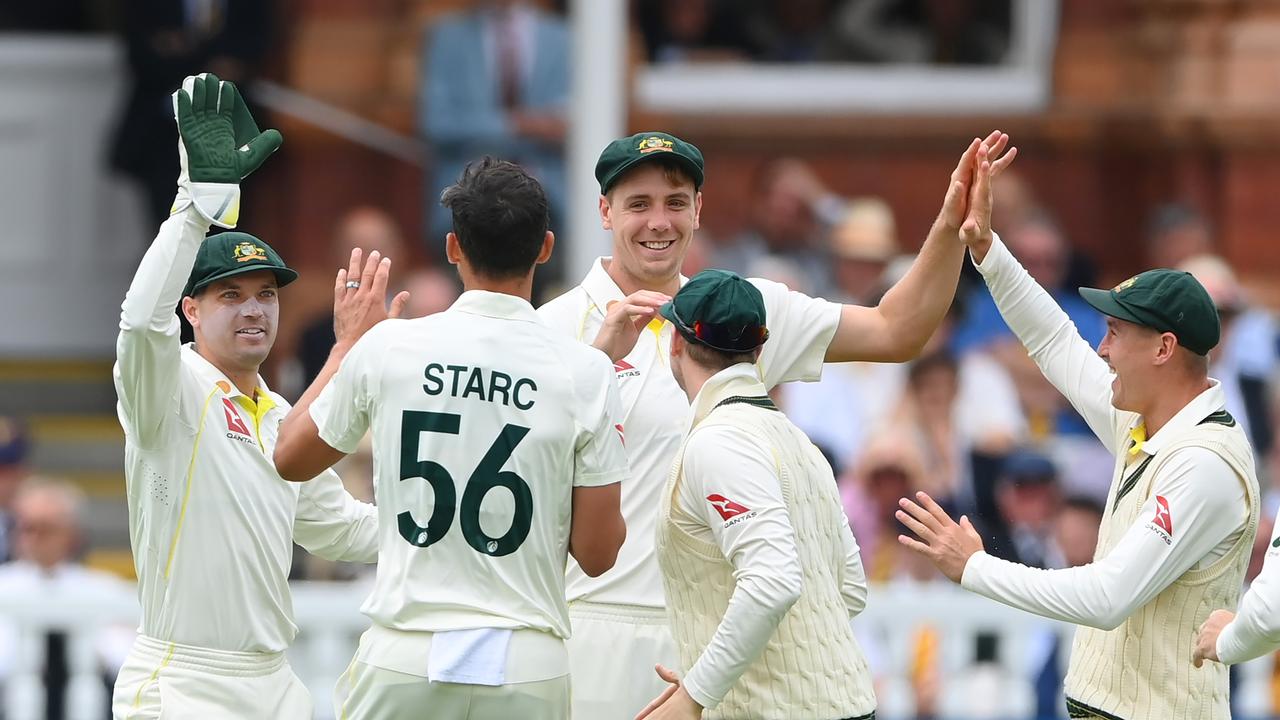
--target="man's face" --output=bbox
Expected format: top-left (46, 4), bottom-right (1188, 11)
top-left (15, 492), bottom-right (78, 570)
top-left (1098, 316), bottom-right (1161, 412)
top-left (1009, 224), bottom-right (1066, 290)
top-left (1054, 506), bottom-right (1101, 568)
top-left (998, 480), bottom-right (1058, 531)
top-left (601, 164), bottom-right (701, 289)
top-left (185, 270), bottom-right (279, 374)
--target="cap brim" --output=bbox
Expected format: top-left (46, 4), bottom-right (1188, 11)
top-left (603, 153), bottom-right (704, 194)
top-left (1078, 287), bottom-right (1145, 325)
top-left (657, 300), bottom-right (678, 325)
top-left (189, 264), bottom-right (299, 296)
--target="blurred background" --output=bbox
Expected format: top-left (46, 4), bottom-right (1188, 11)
top-left (2, 0), bottom-right (1280, 718)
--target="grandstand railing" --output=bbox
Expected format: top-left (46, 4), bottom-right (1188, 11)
top-left (2, 582), bottom-right (1275, 719)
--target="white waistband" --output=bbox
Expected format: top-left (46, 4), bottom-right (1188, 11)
top-left (132, 634), bottom-right (286, 677)
top-left (568, 600), bottom-right (669, 624)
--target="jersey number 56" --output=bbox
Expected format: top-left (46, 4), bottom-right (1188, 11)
top-left (398, 410), bottom-right (533, 556)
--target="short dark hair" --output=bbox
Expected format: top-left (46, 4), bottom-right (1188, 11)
top-left (685, 341), bottom-right (756, 372)
top-left (440, 157), bottom-right (549, 279)
top-left (1060, 495), bottom-right (1104, 521)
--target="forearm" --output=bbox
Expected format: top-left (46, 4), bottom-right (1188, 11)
top-left (120, 204), bottom-right (209, 333)
top-left (960, 552), bottom-right (1129, 629)
top-left (275, 342), bottom-right (353, 480)
top-left (1217, 587), bottom-right (1280, 665)
top-left (840, 522), bottom-right (869, 617)
top-left (846, 216), bottom-right (965, 362)
top-left (683, 577), bottom-right (800, 708)
top-left (294, 472), bottom-right (380, 563)
top-left (280, 341), bottom-right (351, 447)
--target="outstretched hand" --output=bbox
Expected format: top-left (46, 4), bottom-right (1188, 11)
top-left (896, 491), bottom-right (985, 583)
top-left (333, 248), bottom-right (411, 348)
top-left (937, 131), bottom-right (1017, 236)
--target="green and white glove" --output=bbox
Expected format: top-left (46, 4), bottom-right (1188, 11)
top-left (171, 73), bottom-right (282, 228)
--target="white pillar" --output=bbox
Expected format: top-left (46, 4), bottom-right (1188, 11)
top-left (566, 0), bottom-right (627, 284)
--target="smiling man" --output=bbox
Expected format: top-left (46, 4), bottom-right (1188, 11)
top-left (537, 130), bottom-right (1015, 718)
top-left (898, 157), bottom-right (1259, 720)
top-left (111, 73), bottom-right (379, 719)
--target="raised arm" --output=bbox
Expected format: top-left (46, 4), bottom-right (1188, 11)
top-left (116, 74), bottom-right (280, 447)
top-left (825, 132), bottom-right (1016, 363)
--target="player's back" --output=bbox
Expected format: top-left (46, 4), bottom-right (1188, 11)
top-left (355, 291), bottom-right (620, 639)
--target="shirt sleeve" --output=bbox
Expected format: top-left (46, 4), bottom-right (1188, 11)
top-left (972, 234), bottom-right (1124, 453)
top-left (310, 329), bottom-right (382, 455)
top-left (676, 426), bottom-right (804, 709)
top-left (571, 350), bottom-right (627, 488)
top-left (750, 278), bottom-right (841, 389)
top-left (292, 468), bottom-right (380, 563)
top-left (1217, 503), bottom-right (1280, 665)
top-left (114, 205), bottom-right (211, 448)
top-left (838, 518), bottom-right (869, 617)
top-left (961, 447), bottom-right (1248, 630)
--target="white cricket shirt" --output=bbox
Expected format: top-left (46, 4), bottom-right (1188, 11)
top-left (115, 206), bottom-right (380, 654)
top-left (537, 258), bottom-right (841, 608)
top-left (311, 290), bottom-right (628, 639)
top-left (1217, 505), bottom-right (1280, 664)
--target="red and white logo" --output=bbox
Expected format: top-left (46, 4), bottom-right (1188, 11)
top-left (614, 359), bottom-right (641, 379)
top-left (706, 494), bottom-right (752, 521)
top-left (1152, 495), bottom-right (1173, 536)
top-left (614, 423), bottom-right (625, 445)
top-left (222, 398), bottom-right (252, 437)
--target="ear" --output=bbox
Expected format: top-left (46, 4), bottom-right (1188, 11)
top-left (670, 332), bottom-right (685, 359)
top-left (692, 190), bottom-right (703, 230)
top-left (181, 296), bottom-right (199, 327)
top-left (599, 195), bottom-right (612, 230)
top-left (536, 231), bottom-right (555, 266)
top-left (1152, 332), bottom-right (1178, 367)
top-left (445, 232), bottom-right (462, 266)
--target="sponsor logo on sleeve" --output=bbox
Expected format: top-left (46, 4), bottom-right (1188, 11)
top-left (706, 493), bottom-right (757, 528)
top-left (1147, 495), bottom-right (1173, 544)
top-left (614, 359), bottom-right (641, 379)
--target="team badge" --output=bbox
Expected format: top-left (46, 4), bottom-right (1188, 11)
top-left (232, 241), bottom-right (268, 263)
top-left (1114, 276), bottom-right (1137, 293)
top-left (222, 398), bottom-right (253, 439)
top-left (637, 136), bottom-right (675, 154)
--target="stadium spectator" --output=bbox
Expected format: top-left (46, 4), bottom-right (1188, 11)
top-left (635, 0), bottom-right (755, 62)
top-left (987, 448), bottom-right (1062, 569)
top-left (1146, 202), bottom-right (1213, 270)
top-left (0, 478), bottom-right (135, 720)
top-left (829, 197), bottom-right (900, 306)
top-left (830, 0), bottom-right (1012, 65)
top-left (419, 0), bottom-right (569, 291)
top-left (0, 416), bottom-right (31, 564)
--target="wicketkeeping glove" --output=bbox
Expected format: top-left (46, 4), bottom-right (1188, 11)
top-left (171, 73), bottom-right (282, 228)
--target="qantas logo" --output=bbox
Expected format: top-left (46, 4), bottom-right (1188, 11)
top-left (614, 359), bottom-right (641, 379)
top-left (222, 398), bottom-right (254, 440)
top-left (615, 423), bottom-right (625, 445)
top-left (1148, 495), bottom-right (1173, 543)
top-left (706, 494), bottom-right (752, 521)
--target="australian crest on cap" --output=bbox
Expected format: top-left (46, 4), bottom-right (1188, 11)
top-left (638, 136), bottom-right (675, 154)
top-left (1114, 276), bottom-right (1137, 293)
top-left (233, 241), bottom-right (268, 263)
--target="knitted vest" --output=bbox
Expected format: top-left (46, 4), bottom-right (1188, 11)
top-left (1064, 417), bottom-right (1259, 720)
top-left (656, 399), bottom-right (876, 719)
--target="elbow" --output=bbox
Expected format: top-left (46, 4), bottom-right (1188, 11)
top-left (574, 517), bottom-right (626, 578)
top-left (846, 587), bottom-right (869, 616)
top-left (1090, 603), bottom-right (1128, 631)
top-left (272, 445), bottom-right (310, 483)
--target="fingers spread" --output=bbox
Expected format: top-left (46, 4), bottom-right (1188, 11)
top-left (898, 534), bottom-right (931, 555)
top-left (895, 508), bottom-right (935, 542)
top-left (898, 497), bottom-right (941, 532)
top-left (359, 250), bottom-right (381, 289)
top-left (915, 491), bottom-right (955, 527)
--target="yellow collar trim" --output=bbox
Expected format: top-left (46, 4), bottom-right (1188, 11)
top-left (1128, 423), bottom-right (1147, 457)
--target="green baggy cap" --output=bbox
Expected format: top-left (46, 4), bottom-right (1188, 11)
top-left (184, 231), bottom-right (298, 297)
top-left (1078, 268), bottom-right (1220, 355)
top-left (595, 132), bottom-right (705, 195)
top-left (659, 269), bottom-right (769, 353)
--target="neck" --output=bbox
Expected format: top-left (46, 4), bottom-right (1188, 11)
top-left (194, 344), bottom-right (259, 398)
top-left (1138, 376), bottom-right (1211, 436)
top-left (603, 258), bottom-right (681, 297)
top-left (459, 267), bottom-right (534, 301)
top-left (680, 363), bottom-right (718, 403)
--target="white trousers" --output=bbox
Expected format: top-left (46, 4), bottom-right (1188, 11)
top-left (111, 634), bottom-right (311, 720)
top-left (567, 601), bottom-right (679, 720)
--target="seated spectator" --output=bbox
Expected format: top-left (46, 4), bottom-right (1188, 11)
top-left (1145, 202), bottom-right (1213, 270)
top-left (832, 0), bottom-right (1012, 65)
top-left (636, 0), bottom-right (755, 62)
top-left (986, 449), bottom-right (1062, 569)
top-left (1178, 254), bottom-right (1276, 458)
top-left (400, 267), bottom-right (462, 319)
top-left (0, 478), bottom-right (135, 720)
top-left (841, 435), bottom-right (928, 583)
top-left (294, 207), bottom-right (408, 391)
top-left (829, 197), bottom-right (899, 306)
top-left (0, 416), bottom-right (30, 563)
top-left (887, 352), bottom-right (970, 510)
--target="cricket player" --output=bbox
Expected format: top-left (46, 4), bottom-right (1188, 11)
top-left (111, 74), bottom-right (381, 719)
top-left (1193, 510), bottom-right (1280, 667)
top-left (273, 157), bottom-right (628, 719)
top-left (635, 270), bottom-right (876, 720)
top-left (537, 129), bottom-right (1015, 718)
top-left (899, 154), bottom-right (1259, 720)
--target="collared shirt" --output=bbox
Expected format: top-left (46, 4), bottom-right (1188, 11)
top-left (537, 257), bottom-right (841, 607)
top-left (115, 206), bottom-right (379, 654)
top-left (311, 290), bottom-right (627, 640)
top-left (957, 234), bottom-right (1249, 629)
top-left (673, 364), bottom-right (867, 707)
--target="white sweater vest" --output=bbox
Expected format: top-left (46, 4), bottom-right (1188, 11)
top-left (656, 400), bottom-right (876, 719)
top-left (1064, 417), bottom-right (1259, 720)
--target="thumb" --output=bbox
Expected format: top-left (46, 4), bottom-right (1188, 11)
top-left (237, 129), bottom-right (284, 178)
top-left (655, 664), bottom-right (680, 683)
top-left (940, 180), bottom-right (965, 226)
top-left (1192, 653), bottom-right (1203, 669)
top-left (389, 290), bottom-right (411, 319)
